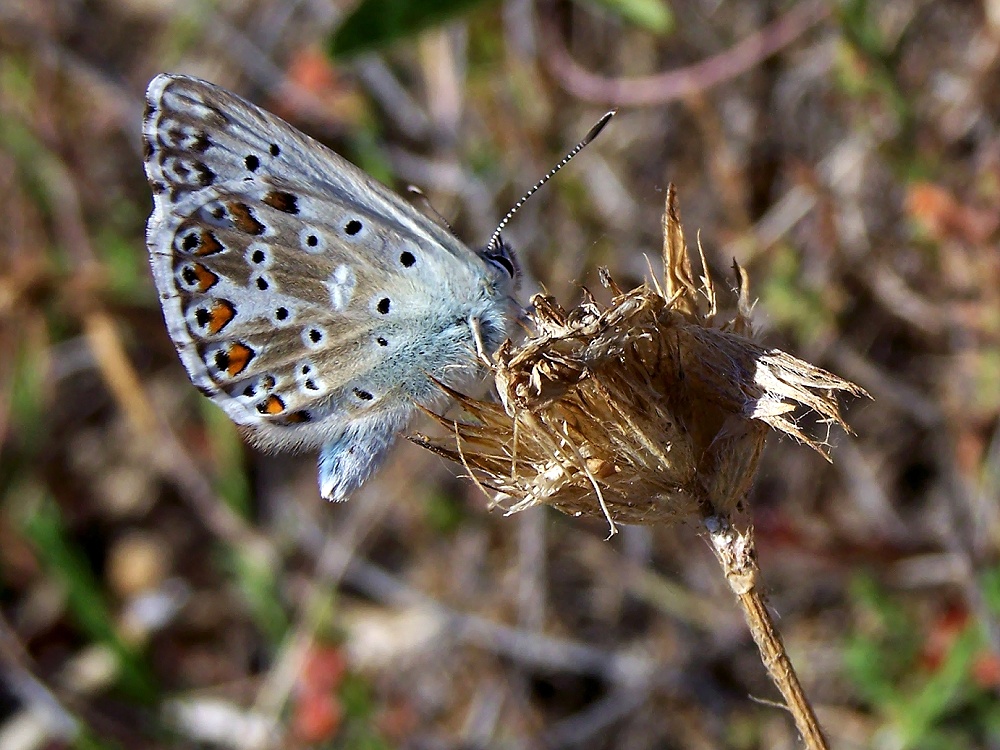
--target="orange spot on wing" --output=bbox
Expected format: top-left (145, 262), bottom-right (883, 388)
top-left (226, 342), bottom-right (254, 376)
top-left (259, 394), bottom-right (286, 415)
top-left (206, 300), bottom-right (236, 334)
top-left (194, 230), bottom-right (224, 256)
top-left (192, 263), bottom-right (218, 292)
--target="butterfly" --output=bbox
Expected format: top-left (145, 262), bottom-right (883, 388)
top-left (142, 74), bottom-right (521, 502)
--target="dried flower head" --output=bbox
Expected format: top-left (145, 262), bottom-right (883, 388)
top-left (413, 186), bottom-right (868, 533)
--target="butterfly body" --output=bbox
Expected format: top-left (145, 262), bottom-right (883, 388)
top-left (143, 74), bottom-right (517, 500)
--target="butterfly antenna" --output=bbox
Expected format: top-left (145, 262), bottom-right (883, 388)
top-left (486, 109), bottom-right (617, 252)
top-left (407, 186), bottom-right (455, 234)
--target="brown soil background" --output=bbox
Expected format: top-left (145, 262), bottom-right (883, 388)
top-left (1, 1), bottom-right (999, 748)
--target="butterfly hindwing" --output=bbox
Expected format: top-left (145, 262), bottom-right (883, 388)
top-left (143, 73), bottom-right (516, 497)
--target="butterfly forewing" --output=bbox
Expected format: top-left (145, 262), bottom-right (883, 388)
top-left (143, 73), bottom-right (515, 497)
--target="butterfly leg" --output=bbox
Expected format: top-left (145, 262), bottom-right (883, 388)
top-left (468, 315), bottom-right (493, 366)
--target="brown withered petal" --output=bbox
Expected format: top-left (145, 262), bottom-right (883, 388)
top-left (412, 186), bottom-right (868, 532)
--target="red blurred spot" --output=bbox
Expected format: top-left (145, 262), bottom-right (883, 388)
top-left (270, 49), bottom-right (365, 126)
top-left (906, 182), bottom-right (999, 245)
top-left (972, 652), bottom-right (1000, 688)
top-left (292, 690), bottom-right (343, 744)
top-left (920, 604), bottom-right (969, 671)
top-left (301, 644), bottom-right (347, 693)
top-left (286, 48), bottom-right (337, 97)
top-left (292, 645), bottom-right (349, 743)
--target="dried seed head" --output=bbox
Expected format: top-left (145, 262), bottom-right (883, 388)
top-left (413, 186), bottom-right (868, 531)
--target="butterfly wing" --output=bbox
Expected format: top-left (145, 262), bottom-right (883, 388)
top-left (143, 74), bottom-right (514, 498)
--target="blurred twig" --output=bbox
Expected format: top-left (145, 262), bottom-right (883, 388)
top-left (0, 611), bottom-right (79, 745)
top-left (293, 516), bottom-right (673, 686)
top-left (542, 0), bottom-right (831, 106)
top-left (251, 493), bottom-right (392, 743)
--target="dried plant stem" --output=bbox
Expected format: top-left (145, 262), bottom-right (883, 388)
top-left (704, 516), bottom-right (828, 750)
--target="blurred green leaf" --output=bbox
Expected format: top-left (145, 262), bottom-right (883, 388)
top-left (581, 0), bottom-right (674, 34)
top-left (201, 400), bottom-right (253, 518)
top-left (73, 729), bottom-right (124, 750)
top-left (971, 346), bottom-right (1000, 416)
top-left (834, 0), bottom-right (916, 164)
top-left (424, 490), bottom-right (464, 534)
top-left (224, 546), bottom-right (289, 644)
top-left (844, 575), bottom-right (998, 749)
top-left (20, 492), bottom-right (158, 704)
top-left (758, 244), bottom-right (834, 344)
top-left (980, 565), bottom-right (1000, 615)
top-left (10, 341), bottom-right (49, 451)
top-left (340, 673), bottom-right (376, 719)
top-left (845, 576), bottom-right (920, 702)
top-left (94, 200), bottom-right (149, 302)
top-left (0, 110), bottom-right (53, 219)
top-left (330, 0), bottom-right (497, 58)
top-left (897, 626), bottom-right (978, 747)
top-left (337, 674), bottom-right (393, 749)
top-left (346, 127), bottom-right (395, 188)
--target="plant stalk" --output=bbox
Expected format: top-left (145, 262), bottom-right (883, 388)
top-left (704, 515), bottom-right (829, 750)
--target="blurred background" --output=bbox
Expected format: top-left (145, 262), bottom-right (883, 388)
top-left (2, 0), bottom-right (999, 748)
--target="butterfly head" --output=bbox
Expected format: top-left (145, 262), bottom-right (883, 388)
top-left (477, 107), bottom-right (616, 296)
top-left (479, 236), bottom-right (520, 291)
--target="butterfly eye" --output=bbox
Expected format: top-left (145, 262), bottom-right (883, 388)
top-left (481, 237), bottom-right (519, 279)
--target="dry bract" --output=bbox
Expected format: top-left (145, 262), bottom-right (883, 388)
top-left (413, 186), bottom-right (868, 532)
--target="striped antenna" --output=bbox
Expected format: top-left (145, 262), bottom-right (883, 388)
top-left (486, 109), bottom-right (617, 252)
